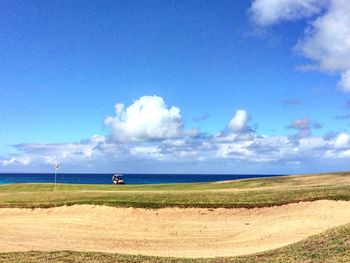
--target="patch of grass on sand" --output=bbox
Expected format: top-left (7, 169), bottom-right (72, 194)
top-left (1, 172), bottom-right (350, 208)
top-left (1, 222), bottom-right (349, 262)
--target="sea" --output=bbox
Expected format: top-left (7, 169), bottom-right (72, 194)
top-left (0, 173), bottom-right (286, 185)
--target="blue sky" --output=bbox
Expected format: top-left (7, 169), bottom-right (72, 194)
top-left (1, 0), bottom-right (350, 174)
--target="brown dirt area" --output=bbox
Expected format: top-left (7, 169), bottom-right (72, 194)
top-left (1, 200), bottom-right (350, 258)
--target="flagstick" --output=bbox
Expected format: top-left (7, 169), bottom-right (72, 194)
top-left (54, 163), bottom-right (59, 191)
top-left (54, 167), bottom-right (57, 191)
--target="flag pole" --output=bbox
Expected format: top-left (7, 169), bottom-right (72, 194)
top-left (54, 166), bottom-right (57, 191)
top-left (54, 163), bottom-right (60, 191)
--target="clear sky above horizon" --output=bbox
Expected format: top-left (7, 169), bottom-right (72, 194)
top-left (1, 0), bottom-right (350, 174)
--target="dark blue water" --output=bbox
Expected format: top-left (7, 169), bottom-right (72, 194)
top-left (0, 173), bottom-right (286, 185)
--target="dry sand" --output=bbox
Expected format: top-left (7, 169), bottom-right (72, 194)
top-left (1, 200), bottom-right (350, 258)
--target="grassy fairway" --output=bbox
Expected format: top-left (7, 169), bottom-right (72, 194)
top-left (1, 222), bottom-right (349, 262)
top-left (0, 172), bottom-right (350, 208)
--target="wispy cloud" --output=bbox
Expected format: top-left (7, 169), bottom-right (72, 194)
top-left (287, 118), bottom-right (322, 137)
top-left (335, 114), bottom-right (350, 120)
top-left (249, 0), bottom-right (327, 26)
top-left (345, 100), bottom-right (350, 109)
top-left (282, 99), bottom-right (302, 106)
top-left (193, 113), bottom-right (210, 122)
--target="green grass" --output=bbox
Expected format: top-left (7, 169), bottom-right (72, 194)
top-left (1, 222), bottom-right (349, 262)
top-left (1, 172), bottom-right (350, 209)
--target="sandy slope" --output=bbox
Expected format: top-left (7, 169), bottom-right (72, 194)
top-left (1, 200), bottom-right (350, 258)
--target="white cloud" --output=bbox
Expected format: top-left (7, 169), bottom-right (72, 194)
top-left (130, 146), bottom-right (163, 159)
top-left (216, 141), bottom-right (254, 159)
top-left (297, 0), bottom-right (350, 91)
top-left (228, 110), bottom-right (249, 132)
top-left (249, 0), bottom-right (327, 26)
top-left (1, 97), bottom-right (350, 172)
top-left (213, 110), bottom-right (255, 145)
top-left (0, 135), bottom-right (111, 168)
top-left (298, 137), bottom-right (328, 151)
top-left (339, 70), bottom-right (350, 91)
top-left (0, 156), bottom-right (31, 166)
top-left (340, 149), bottom-right (350, 158)
top-left (250, 0), bottom-right (350, 92)
top-left (166, 139), bottom-right (186, 147)
top-left (105, 95), bottom-right (184, 141)
top-left (253, 136), bottom-right (295, 162)
top-left (334, 133), bottom-right (350, 148)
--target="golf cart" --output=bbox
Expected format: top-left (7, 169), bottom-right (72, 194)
top-left (112, 174), bottom-right (125, 185)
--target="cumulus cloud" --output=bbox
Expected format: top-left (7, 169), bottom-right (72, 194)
top-left (105, 96), bottom-right (184, 141)
top-left (213, 109), bottom-right (255, 145)
top-left (334, 133), bottom-right (350, 148)
top-left (228, 110), bottom-right (250, 132)
top-left (250, 0), bottom-right (350, 91)
top-left (1, 96), bottom-right (350, 173)
top-left (297, 0), bottom-right (350, 91)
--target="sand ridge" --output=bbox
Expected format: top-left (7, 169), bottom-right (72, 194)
top-left (1, 200), bottom-right (350, 258)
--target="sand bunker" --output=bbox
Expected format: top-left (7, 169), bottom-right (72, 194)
top-left (1, 200), bottom-right (350, 258)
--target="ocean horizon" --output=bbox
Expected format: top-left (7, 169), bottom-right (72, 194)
top-left (0, 173), bottom-right (286, 185)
